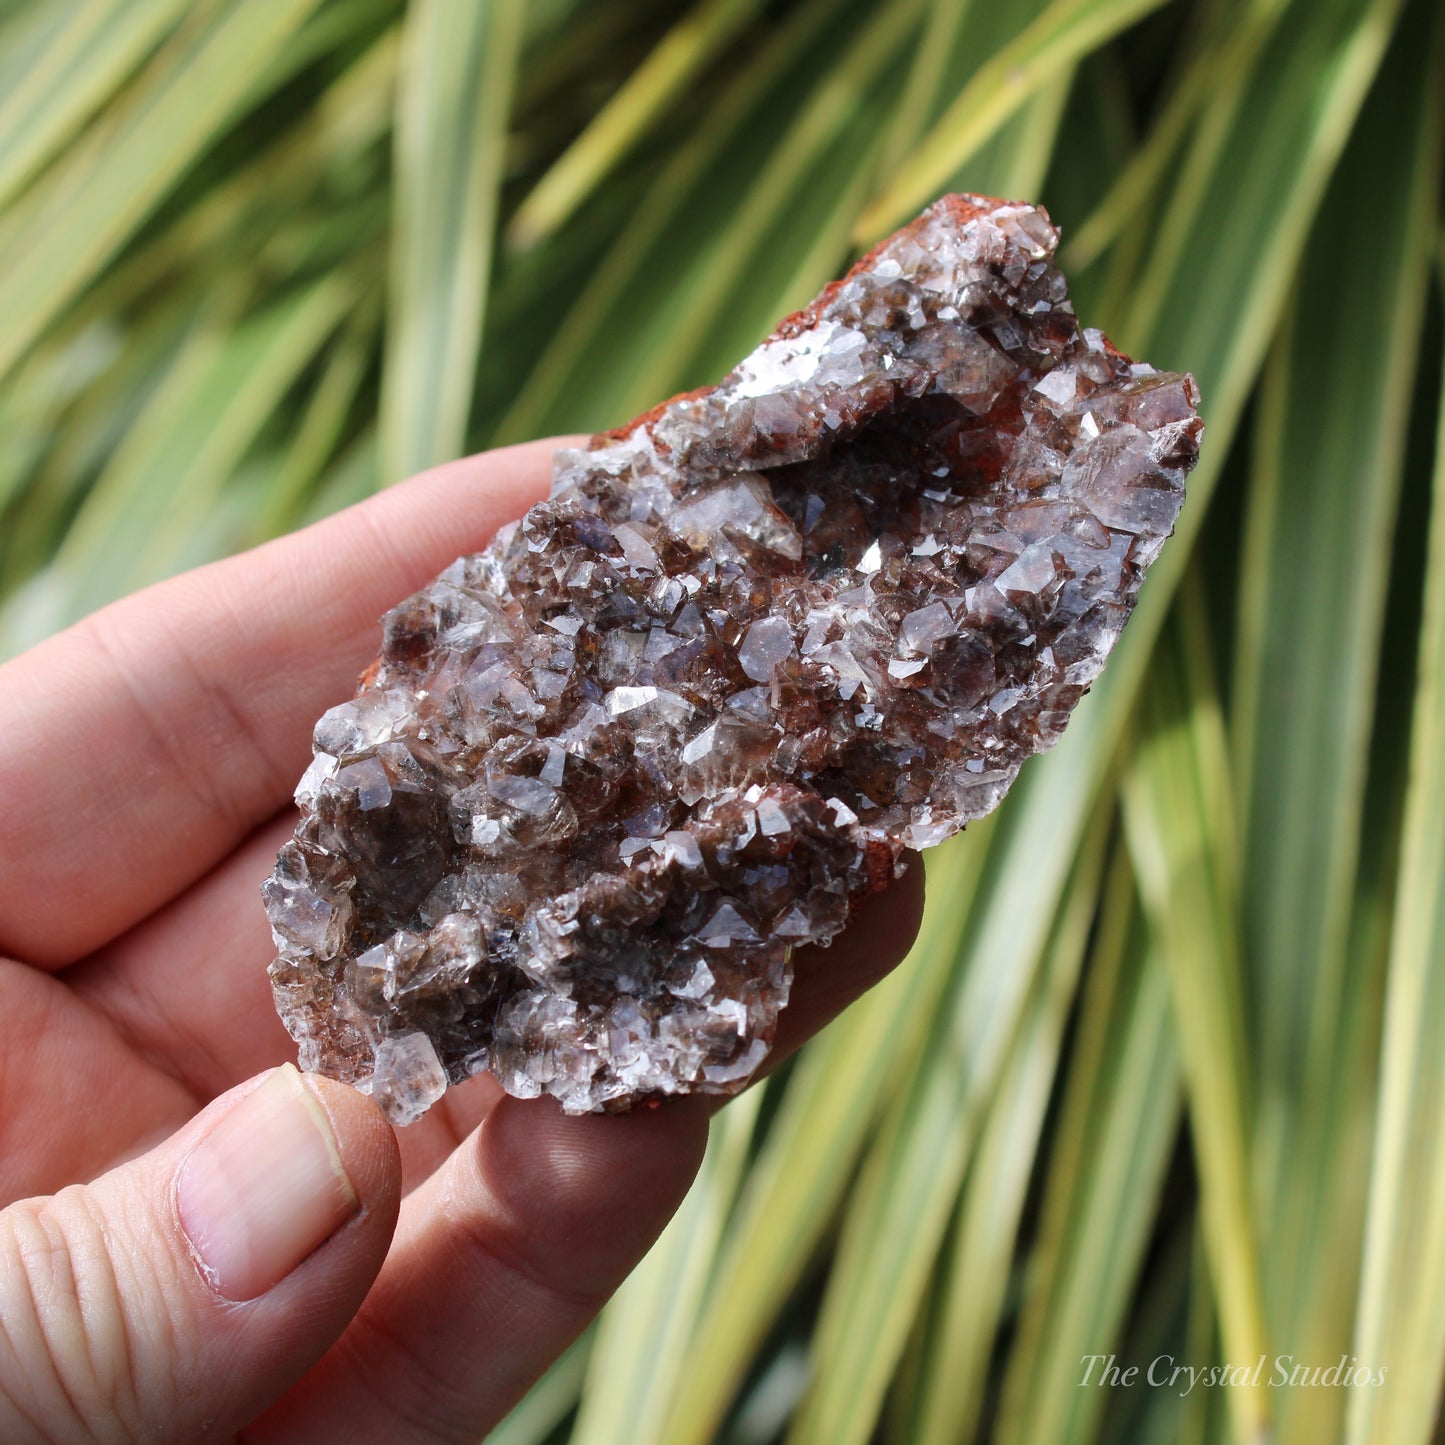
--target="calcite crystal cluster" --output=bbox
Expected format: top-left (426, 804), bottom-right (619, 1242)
top-left (265, 194), bottom-right (1201, 1123)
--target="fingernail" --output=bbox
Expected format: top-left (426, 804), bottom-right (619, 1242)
top-left (177, 1065), bottom-right (359, 1301)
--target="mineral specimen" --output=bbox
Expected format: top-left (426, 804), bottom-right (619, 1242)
top-left (265, 194), bottom-right (1201, 1123)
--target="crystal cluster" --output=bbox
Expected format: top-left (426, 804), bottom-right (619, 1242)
top-left (265, 194), bottom-right (1201, 1122)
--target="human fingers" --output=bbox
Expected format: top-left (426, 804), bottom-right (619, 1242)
top-left (0, 959), bottom-right (195, 1207)
top-left (251, 1095), bottom-right (708, 1443)
top-left (0, 1066), bottom-right (400, 1443)
top-left (67, 814), bottom-right (306, 1103)
top-left (188, 872), bottom-right (921, 1443)
top-left (0, 438), bottom-right (567, 970)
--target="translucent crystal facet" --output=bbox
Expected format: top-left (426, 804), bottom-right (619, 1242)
top-left (265, 194), bottom-right (1202, 1120)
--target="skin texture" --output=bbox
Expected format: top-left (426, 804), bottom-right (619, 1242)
top-left (0, 439), bottom-right (924, 1444)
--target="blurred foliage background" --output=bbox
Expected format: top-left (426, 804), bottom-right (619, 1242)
top-left (0, 0), bottom-right (1441, 1441)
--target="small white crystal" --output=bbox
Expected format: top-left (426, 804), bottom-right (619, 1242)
top-left (366, 1032), bottom-right (448, 1127)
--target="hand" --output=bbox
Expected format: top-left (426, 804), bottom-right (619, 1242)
top-left (0, 440), bottom-right (924, 1443)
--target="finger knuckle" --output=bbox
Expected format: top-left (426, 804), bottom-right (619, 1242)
top-left (0, 1188), bottom-right (154, 1442)
top-left (450, 1173), bottom-right (610, 1322)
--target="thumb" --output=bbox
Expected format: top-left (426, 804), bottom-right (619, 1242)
top-left (0, 1064), bottom-right (400, 1443)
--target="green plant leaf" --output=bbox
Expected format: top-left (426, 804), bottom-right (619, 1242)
top-left (570, 1088), bottom-right (765, 1445)
top-left (380, 0), bottom-right (523, 481)
top-left (491, 0), bottom-right (862, 444)
top-left (508, 0), bottom-right (769, 248)
top-left (0, 275), bottom-right (351, 652)
top-left (1224, 13), bottom-right (1439, 1439)
top-left (657, 829), bottom-right (996, 1445)
top-left (485, 1327), bottom-right (594, 1445)
top-left (0, 0), bottom-right (190, 213)
top-left (855, 0), bottom-right (1176, 241)
top-left (1062, 0), bottom-right (1290, 273)
top-left (786, 791), bottom-right (1106, 1445)
top-left (0, 0), bottom-right (325, 383)
top-left (993, 864), bottom-right (1182, 1445)
top-left (1122, 580), bottom-right (1270, 1445)
top-left (906, 813), bottom-right (1110, 1444)
top-left (1346, 320), bottom-right (1445, 1445)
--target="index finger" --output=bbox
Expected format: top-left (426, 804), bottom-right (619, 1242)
top-left (0, 439), bottom-right (564, 968)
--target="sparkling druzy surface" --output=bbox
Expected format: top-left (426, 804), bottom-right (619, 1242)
top-left (265, 194), bottom-right (1202, 1123)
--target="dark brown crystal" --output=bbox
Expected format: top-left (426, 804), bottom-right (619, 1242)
top-left (265, 194), bottom-right (1202, 1122)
